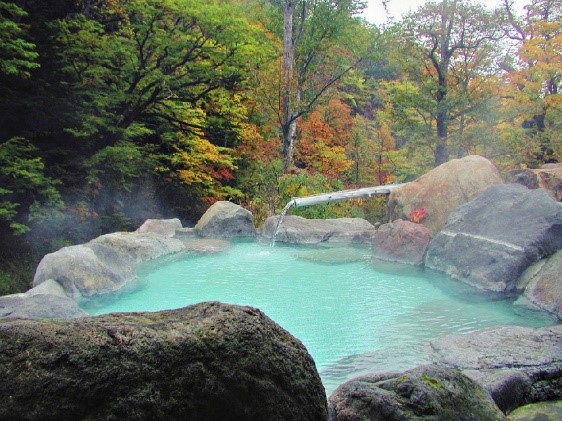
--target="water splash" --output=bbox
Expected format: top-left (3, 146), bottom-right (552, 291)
top-left (270, 199), bottom-right (296, 247)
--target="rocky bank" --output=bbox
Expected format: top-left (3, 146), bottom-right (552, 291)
top-left (1, 156), bottom-right (561, 419)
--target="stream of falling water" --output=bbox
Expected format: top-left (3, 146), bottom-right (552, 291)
top-left (270, 199), bottom-right (296, 247)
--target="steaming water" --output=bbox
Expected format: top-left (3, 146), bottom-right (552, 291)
top-left (81, 240), bottom-right (556, 394)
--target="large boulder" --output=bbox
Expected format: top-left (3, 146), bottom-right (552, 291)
top-left (429, 325), bottom-right (562, 412)
top-left (194, 201), bottom-right (256, 238)
top-left (0, 302), bottom-right (328, 420)
top-left (328, 364), bottom-right (507, 420)
top-left (372, 219), bottom-right (432, 266)
top-left (32, 244), bottom-right (134, 297)
top-left (424, 184), bottom-right (562, 292)
top-left (262, 215), bottom-right (376, 244)
top-left (388, 155), bottom-right (503, 234)
top-left (517, 249), bottom-right (562, 319)
top-left (506, 164), bottom-right (562, 201)
top-left (33, 232), bottom-right (185, 297)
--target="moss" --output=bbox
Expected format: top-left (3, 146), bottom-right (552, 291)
top-left (421, 373), bottom-right (444, 391)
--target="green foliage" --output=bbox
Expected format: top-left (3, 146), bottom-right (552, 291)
top-left (85, 141), bottom-right (148, 192)
top-left (277, 171), bottom-right (342, 219)
top-left (0, 137), bottom-right (63, 235)
top-left (46, 0), bottom-right (265, 219)
top-left (0, 1), bottom-right (39, 78)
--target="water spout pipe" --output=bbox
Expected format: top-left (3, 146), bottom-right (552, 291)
top-left (290, 183), bottom-right (407, 208)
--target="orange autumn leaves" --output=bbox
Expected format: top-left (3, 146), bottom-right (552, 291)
top-left (294, 99), bottom-right (353, 178)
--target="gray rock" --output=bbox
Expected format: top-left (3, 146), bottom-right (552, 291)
top-left (136, 218), bottom-right (183, 238)
top-left (328, 364), bottom-right (507, 420)
top-left (0, 302), bottom-right (328, 420)
top-left (429, 325), bottom-right (562, 412)
top-left (388, 155), bottom-right (503, 234)
top-left (194, 201), bottom-right (256, 238)
top-left (89, 232), bottom-right (185, 263)
top-left (462, 369), bottom-right (533, 413)
top-left (32, 244), bottom-right (134, 297)
top-left (372, 219), bottom-right (432, 266)
top-left (262, 215), bottom-right (375, 244)
top-left (424, 184), bottom-right (562, 292)
top-left (33, 232), bottom-right (185, 298)
top-left (25, 279), bottom-right (67, 297)
top-left (0, 293), bottom-right (86, 319)
top-left (518, 250), bottom-right (562, 319)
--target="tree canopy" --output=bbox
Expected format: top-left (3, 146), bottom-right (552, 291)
top-left (0, 0), bottom-right (560, 293)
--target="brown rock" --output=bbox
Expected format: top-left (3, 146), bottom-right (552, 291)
top-left (372, 220), bottom-right (432, 266)
top-left (506, 165), bottom-right (562, 201)
top-left (388, 155), bottom-right (503, 234)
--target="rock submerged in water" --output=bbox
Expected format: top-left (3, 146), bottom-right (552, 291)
top-left (296, 246), bottom-right (370, 264)
top-left (328, 364), bottom-right (507, 420)
top-left (0, 302), bottom-right (328, 420)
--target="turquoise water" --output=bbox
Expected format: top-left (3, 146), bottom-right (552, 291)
top-left (81, 241), bottom-right (556, 394)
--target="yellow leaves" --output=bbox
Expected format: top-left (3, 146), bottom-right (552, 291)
top-left (515, 18), bottom-right (561, 99)
top-left (168, 133), bottom-right (238, 195)
top-left (177, 168), bottom-right (213, 185)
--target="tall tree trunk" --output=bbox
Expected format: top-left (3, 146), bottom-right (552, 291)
top-left (282, 119), bottom-right (297, 172)
top-left (281, 1), bottom-right (296, 173)
top-left (435, 71), bottom-right (449, 165)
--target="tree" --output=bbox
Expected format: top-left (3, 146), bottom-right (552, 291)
top-left (0, 138), bottom-right (62, 235)
top-left (50, 0), bottom-right (265, 217)
top-left (402, 0), bottom-right (502, 165)
top-left (500, 0), bottom-right (561, 164)
top-left (0, 1), bottom-right (39, 78)
top-left (277, 0), bottom-right (367, 172)
top-left (294, 98), bottom-right (353, 177)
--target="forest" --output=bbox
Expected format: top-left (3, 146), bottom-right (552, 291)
top-left (0, 0), bottom-right (560, 293)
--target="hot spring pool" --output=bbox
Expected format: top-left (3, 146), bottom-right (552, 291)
top-left (81, 240), bottom-right (556, 394)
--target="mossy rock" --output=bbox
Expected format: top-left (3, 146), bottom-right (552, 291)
top-left (0, 302), bottom-right (327, 420)
top-left (328, 364), bottom-right (507, 420)
top-left (509, 400), bottom-right (562, 421)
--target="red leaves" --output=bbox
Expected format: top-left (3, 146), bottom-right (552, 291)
top-left (409, 207), bottom-right (426, 224)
